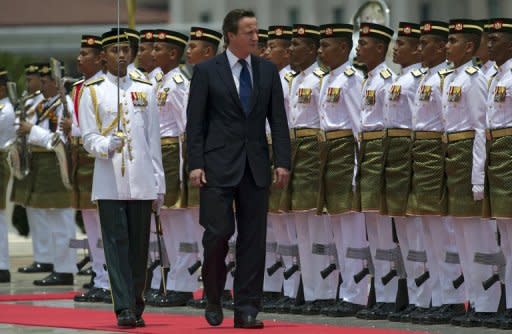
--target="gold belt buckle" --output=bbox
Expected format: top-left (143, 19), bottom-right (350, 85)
top-left (317, 130), bottom-right (326, 142)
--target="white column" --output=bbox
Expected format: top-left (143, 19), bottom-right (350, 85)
top-left (169, 0), bottom-right (185, 24)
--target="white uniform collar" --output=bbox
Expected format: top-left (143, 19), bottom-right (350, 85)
top-left (106, 71), bottom-right (129, 87)
top-left (401, 63), bottom-right (421, 75)
top-left (453, 59), bottom-right (474, 74)
top-left (301, 62), bottom-right (317, 77)
top-left (498, 58), bottom-right (512, 74)
top-left (368, 61), bottom-right (388, 78)
top-left (279, 64), bottom-right (291, 76)
top-left (148, 67), bottom-right (163, 80)
top-left (329, 60), bottom-right (351, 77)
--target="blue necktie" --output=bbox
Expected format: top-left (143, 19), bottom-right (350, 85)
top-left (238, 59), bottom-right (252, 114)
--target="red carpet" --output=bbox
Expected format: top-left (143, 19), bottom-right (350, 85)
top-left (0, 291), bottom-right (77, 301)
top-left (0, 303), bottom-right (431, 334)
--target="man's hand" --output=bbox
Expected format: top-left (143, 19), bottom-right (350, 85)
top-left (472, 184), bottom-right (484, 201)
top-left (273, 167), bottom-right (290, 189)
top-left (107, 134), bottom-right (124, 154)
top-left (16, 121), bottom-right (33, 136)
top-left (152, 193), bottom-right (165, 214)
top-left (190, 168), bottom-right (207, 187)
top-left (61, 117), bottom-right (72, 136)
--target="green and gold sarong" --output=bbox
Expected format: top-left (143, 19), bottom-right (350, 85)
top-left (279, 131), bottom-right (320, 212)
top-left (407, 134), bottom-right (446, 216)
top-left (11, 148), bottom-right (71, 208)
top-left (485, 132), bottom-right (512, 218)
top-left (316, 132), bottom-right (356, 215)
top-left (161, 139), bottom-right (184, 209)
top-left (0, 152), bottom-right (9, 210)
top-left (445, 132), bottom-right (481, 217)
top-left (71, 143), bottom-right (95, 209)
top-left (357, 132), bottom-right (384, 212)
top-left (380, 131), bottom-right (411, 216)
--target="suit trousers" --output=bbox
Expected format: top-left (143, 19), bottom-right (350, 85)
top-left (200, 162), bottom-right (269, 318)
top-left (97, 200), bottom-right (152, 316)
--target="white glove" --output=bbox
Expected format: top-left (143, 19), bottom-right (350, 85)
top-left (107, 134), bottom-right (123, 154)
top-left (472, 184), bottom-right (484, 201)
top-left (152, 193), bottom-right (165, 214)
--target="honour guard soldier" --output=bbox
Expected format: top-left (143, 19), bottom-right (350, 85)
top-left (442, 19), bottom-right (500, 326)
top-left (382, 22), bottom-right (424, 320)
top-left (483, 17), bottom-right (512, 329)
top-left (71, 35), bottom-right (111, 303)
top-left (184, 26), bottom-right (228, 309)
top-left (314, 24), bottom-right (368, 317)
top-left (16, 63), bottom-right (54, 274)
top-left (476, 20), bottom-right (497, 79)
top-left (138, 30), bottom-right (163, 84)
top-left (79, 30), bottom-right (165, 328)
top-left (284, 24), bottom-right (336, 315)
top-left (261, 24), bottom-right (295, 312)
top-left (408, 21), bottom-right (466, 325)
top-left (15, 62), bottom-right (77, 286)
top-left (255, 29), bottom-right (268, 57)
top-left (151, 29), bottom-right (198, 307)
top-left (0, 68), bottom-right (16, 283)
top-left (353, 22), bottom-right (397, 320)
top-left (116, 27), bottom-right (145, 79)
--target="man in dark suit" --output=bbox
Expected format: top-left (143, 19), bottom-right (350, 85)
top-left (186, 8), bottom-right (291, 329)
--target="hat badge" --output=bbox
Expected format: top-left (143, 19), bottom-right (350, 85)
top-left (361, 25), bottom-right (370, 34)
top-left (325, 27), bottom-right (333, 35)
top-left (145, 32), bottom-right (153, 39)
top-left (158, 32), bottom-right (166, 40)
top-left (455, 23), bottom-right (463, 31)
top-left (404, 26), bottom-right (411, 34)
top-left (298, 27), bottom-right (305, 35)
top-left (494, 21), bottom-right (503, 30)
top-left (423, 23), bottom-right (432, 32)
top-left (41, 66), bottom-right (50, 74)
top-left (87, 38), bottom-right (95, 45)
top-left (196, 29), bottom-right (203, 37)
top-left (28, 65), bottom-right (38, 72)
top-left (275, 28), bottom-right (283, 36)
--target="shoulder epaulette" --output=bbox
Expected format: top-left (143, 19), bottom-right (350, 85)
top-left (155, 71), bottom-right (163, 83)
top-left (411, 69), bottom-right (424, 78)
top-left (380, 68), bottom-right (392, 80)
top-left (0, 104), bottom-right (4, 111)
top-left (130, 73), bottom-right (152, 85)
top-left (130, 69), bottom-right (144, 79)
top-left (313, 68), bottom-right (327, 78)
top-left (172, 73), bottom-right (184, 84)
top-left (25, 90), bottom-right (41, 100)
top-left (438, 68), bottom-right (454, 77)
top-left (72, 78), bottom-right (85, 87)
top-left (344, 67), bottom-right (355, 77)
top-left (465, 66), bottom-right (479, 75)
top-left (84, 77), bottom-right (105, 86)
top-left (284, 70), bottom-right (297, 83)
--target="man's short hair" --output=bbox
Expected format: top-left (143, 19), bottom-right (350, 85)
top-left (222, 9), bottom-right (256, 45)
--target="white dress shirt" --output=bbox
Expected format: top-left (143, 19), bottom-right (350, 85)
top-left (318, 61), bottom-right (362, 134)
top-left (412, 62), bottom-right (447, 132)
top-left (157, 66), bottom-right (190, 136)
top-left (487, 57), bottom-right (512, 130)
top-left (79, 71), bottom-right (165, 200)
top-left (442, 60), bottom-right (487, 185)
top-left (0, 97), bottom-right (15, 149)
top-left (360, 62), bottom-right (395, 132)
top-left (288, 62), bottom-right (321, 129)
top-left (226, 48), bottom-right (253, 93)
top-left (383, 63), bottom-right (422, 129)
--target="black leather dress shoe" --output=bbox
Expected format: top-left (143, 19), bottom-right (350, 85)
top-left (0, 270), bottom-right (10, 283)
top-left (117, 309), bottom-right (136, 328)
top-left (388, 304), bottom-right (416, 322)
top-left (422, 303), bottom-right (466, 324)
top-left (74, 288), bottom-right (111, 302)
top-left (136, 316), bottom-right (145, 327)
top-left (484, 309), bottom-right (512, 328)
top-left (205, 304), bottom-right (223, 326)
top-left (234, 315), bottom-right (264, 329)
top-left (327, 301), bottom-right (365, 317)
top-left (33, 272), bottom-right (73, 286)
top-left (459, 311), bottom-right (497, 327)
top-left (18, 262), bottom-right (53, 273)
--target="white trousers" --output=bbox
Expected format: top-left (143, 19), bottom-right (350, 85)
top-left (0, 210), bottom-right (9, 270)
top-left (331, 212), bottom-right (369, 305)
top-left (82, 209), bottom-right (109, 289)
top-left (161, 209), bottom-right (200, 292)
top-left (497, 219), bottom-right (512, 309)
top-left (38, 208), bottom-right (77, 273)
top-left (450, 217), bottom-right (500, 312)
top-left (263, 213), bottom-right (284, 293)
top-left (26, 207), bottom-right (54, 263)
top-left (295, 212), bottom-right (337, 301)
top-left (273, 213), bottom-right (300, 298)
top-left (365, 212), bottom-right (398, 303)
top-left (395, 217), bottom-right (431, 307)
